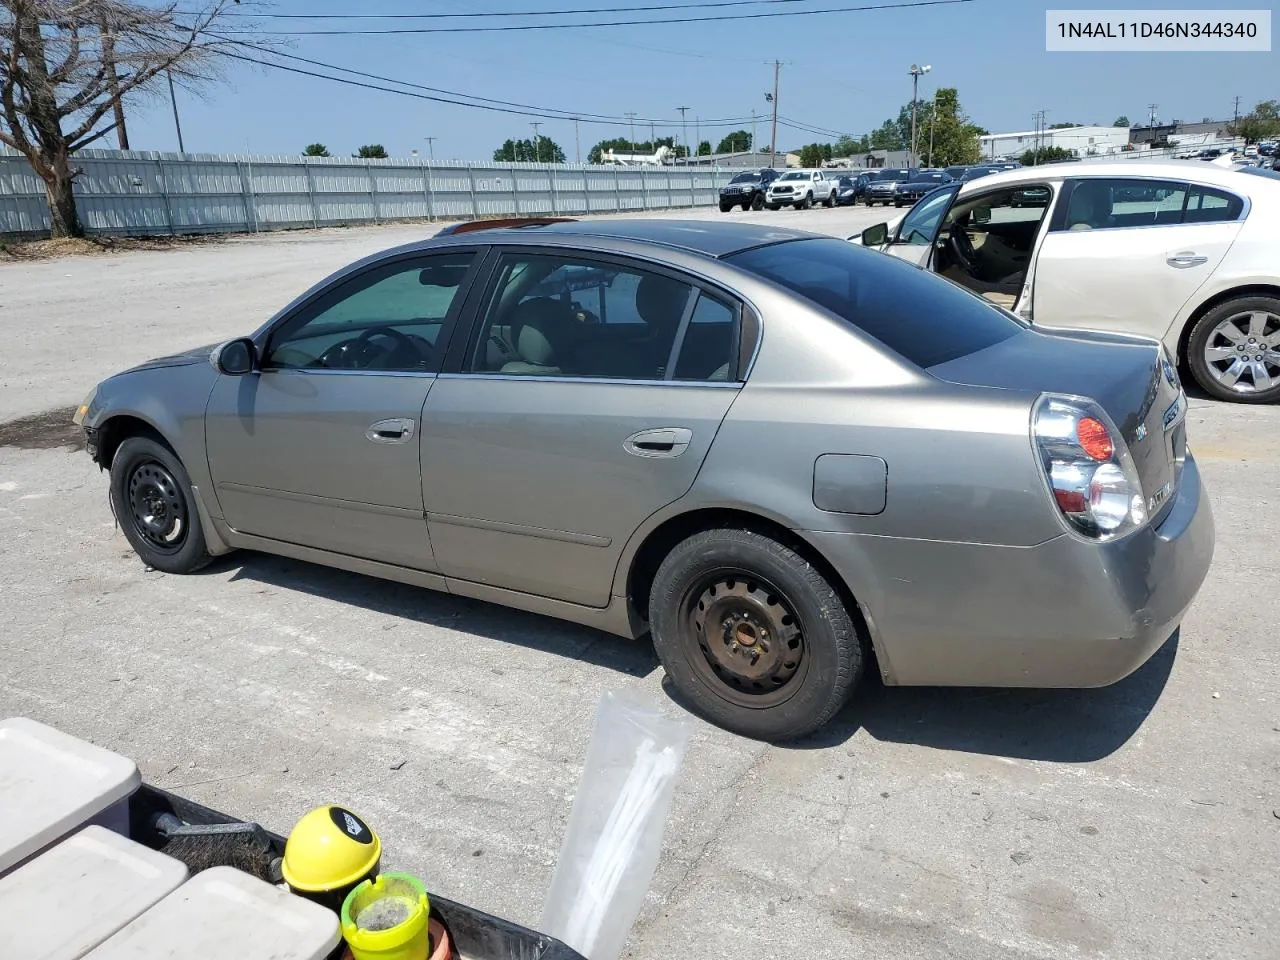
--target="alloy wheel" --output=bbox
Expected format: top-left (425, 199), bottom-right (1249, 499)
top-left (1202, 310), bottom-right (1280, 395)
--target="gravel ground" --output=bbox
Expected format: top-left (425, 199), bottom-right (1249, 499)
top-left (1, 204), bottom-right (1277, 960)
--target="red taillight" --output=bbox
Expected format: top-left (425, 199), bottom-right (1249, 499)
top-left (1053, 488), bottom-right (1087, 513)
top-left (1076, 417), bottom-right (1114, 461)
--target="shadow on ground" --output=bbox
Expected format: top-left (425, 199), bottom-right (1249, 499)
top-left (795, 630), bottom-right (1180, 762)
top-left (205, 550), bottom-right (1175, 762)
top-left (208, 551), bottom-right (659, 679)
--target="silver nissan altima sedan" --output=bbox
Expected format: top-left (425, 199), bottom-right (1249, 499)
top-left (73, 218), bottom-right (1214, 741)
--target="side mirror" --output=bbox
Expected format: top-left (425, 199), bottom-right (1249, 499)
top-left (861, 222), bottom-right (890, 247)
top-left (212, 338), bottom-right (256, 376)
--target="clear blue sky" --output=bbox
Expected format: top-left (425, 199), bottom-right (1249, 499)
top-left (121, 0), bottom-right (1273, 159)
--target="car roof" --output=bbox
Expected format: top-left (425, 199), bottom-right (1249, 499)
top-left (431, 218), bottom-right (824, 259)
top-left (959, 159), bottom-right (1280, 193)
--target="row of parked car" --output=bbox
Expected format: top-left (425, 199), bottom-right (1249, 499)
top-left (716, 162), bottom-right (1023, 212)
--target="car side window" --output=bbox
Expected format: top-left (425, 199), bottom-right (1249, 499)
top-left (674, 294), bottom-right (739, 381)
top-left (896, 185), bottom-right (958, 245)
top-left (1057, 178), bottom-right (1186, 231)
top-left (469, 253), bottom-right (730, 382)
top-left (266, 254), bottom-right (474, 371)
top-left (1184, 185), bottom-right (1244, 223)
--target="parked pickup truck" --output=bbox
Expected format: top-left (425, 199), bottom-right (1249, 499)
top-left (764, 169), bottom-right (838, 209)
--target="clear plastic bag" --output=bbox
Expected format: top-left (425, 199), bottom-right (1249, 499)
top-left (539, 689), bottom-right (692, 960)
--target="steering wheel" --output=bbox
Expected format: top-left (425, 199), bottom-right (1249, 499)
top-left (317, 325), bottom-right (424, 369)
top-left (948, 222), bottom-right (979, 274)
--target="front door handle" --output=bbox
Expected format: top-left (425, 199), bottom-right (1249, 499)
top-left (1166, 252), bottom-right (1208, 269)
top-left (366, 418), bottom-right (415, 444)
top-left (623, 427), bottom-right (693, 458)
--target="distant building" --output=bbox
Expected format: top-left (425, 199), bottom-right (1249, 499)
top-left (979, 125), bottom-right (1131, 159)
top-left (1130, 119), bottom-right (1232, 147)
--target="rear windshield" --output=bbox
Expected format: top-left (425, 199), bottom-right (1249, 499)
top-left (726, 238), bottom-right (1023, 367)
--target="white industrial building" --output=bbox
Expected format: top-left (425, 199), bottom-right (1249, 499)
top-left (978, 125), bottom-right (1131, 160)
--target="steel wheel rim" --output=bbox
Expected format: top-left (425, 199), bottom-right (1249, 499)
top-left (1203, 310), bottom-right (1280, 394)
top-left (681, 570), bottom-right (807, 709)
top-left (127, 460), bottom-right (187, 553)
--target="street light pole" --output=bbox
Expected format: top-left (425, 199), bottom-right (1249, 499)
top-left (908, 63), bottom-right (930, 166)
top-left (927, 96), bottom-right (937, 167)
top-left (768, 60), bottom-right (780, 167)
top-left (530, 121), bottom-right (541, 162)
top-left (625, 112), bottom-right (636, 152)
top-left (677, 106), bottom-right (690, 162)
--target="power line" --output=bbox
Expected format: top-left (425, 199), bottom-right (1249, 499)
top-left (186, 0), bottom-right (955, 18)
top-left (214, 38), bottom-right (757, 127)
top-left (223, 0), bottom-right (976, 36)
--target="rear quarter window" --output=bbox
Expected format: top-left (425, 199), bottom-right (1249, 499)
top-left (727, 238), bottom-right (1023, 368)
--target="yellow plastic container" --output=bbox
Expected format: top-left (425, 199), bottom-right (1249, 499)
top-left (282, 805), bottom-right (382, 912)
top-left (340, 873), bottom-right (431, 960)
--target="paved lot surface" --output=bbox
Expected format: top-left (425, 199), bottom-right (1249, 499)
top-left (2, 205), bottom-right (1277, 960)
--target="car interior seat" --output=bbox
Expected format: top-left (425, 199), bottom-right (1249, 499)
top-left (499, 297), bottom-right (574, 376)
top-left (1067, 182), bottom-right (1112, 230)
top-left (634, 275), bottom-right (690, 376)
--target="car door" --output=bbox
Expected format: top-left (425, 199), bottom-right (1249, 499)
top-left (420, 248), bottom-right (746, 607)
top-left (881, 182), bottom-right (962, 265)
top-left (1030, 177), bottom-right (1246, 336)
top-left (204, 250), bottom-right (481, 570)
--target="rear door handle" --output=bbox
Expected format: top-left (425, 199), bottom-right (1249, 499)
top-left (623, 427), bottom-right (693, 458)
top-left (366, 418), bottom-right (415, 444)
top-left (1166, 253), bottom-right (1208, 268)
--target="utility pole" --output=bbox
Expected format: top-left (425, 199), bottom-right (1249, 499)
top-left (751, 109), bottom-right (758, 156)
top-left (166, 70), bottom-right (184, 153)
top-left (98, 10), bottom-right (129, 150)
top-left (530, 121), bottom-right (541, 162)
top-left (908, 63), bottom-right (931, 166)
top-left (573, 119), bottom-right (581, 164)
top-left (927, 96), bottom-right (937, 167)
top-left (768, 60), bottom-right (781, 168)
top-left (1233, 95), bottom-right (1242, 123)
top-left (424, 137), bottom-right (436, 163)
top-left (676, 106), bottom-right (690, 163)
top-left (695, 116), bottom-right (701, 158)
top-left (649, 120), bottom-right (655, 150)
top-left (1147, 102), bottom-right (1158, 128)
top-left (624, 112), bottom-right (636, 151)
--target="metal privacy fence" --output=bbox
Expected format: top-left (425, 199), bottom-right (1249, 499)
top-left (0, 149), bottom-right (729, 238)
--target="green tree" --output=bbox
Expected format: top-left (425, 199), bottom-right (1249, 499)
top-left (1049, 122), bottom-right (1082, 129)
top-left (715, 129), bottom-right (752, 153)
top-left (1113, 115), bottom-right (1130, 126)
top-left (833, 134), bottom-right (870, 157)
top-left (798, 143), bottom-right (825, 167)
top-left (1020, 145), bottom-right (1074, 166)
top-left (1227, 100), bottom-right (1280, 144)
top-left (697, 140), bottom-right (712, 156)
top-left (918, 88), bottom-right (984, 166)
top-left (494, 135), bottom-right (566, 163)
top-left (354, 144), bottom-right (388, 159)
top-left (303, 143), bottom-right (330, 157)
top-left (869, 118), bottom-right (906, 151)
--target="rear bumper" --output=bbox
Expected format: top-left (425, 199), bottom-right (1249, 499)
top-left (805, 454), bottom-right (1214, 687)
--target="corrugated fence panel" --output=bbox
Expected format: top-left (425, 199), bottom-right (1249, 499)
top-left (0, 148), bottom-right (729, 238)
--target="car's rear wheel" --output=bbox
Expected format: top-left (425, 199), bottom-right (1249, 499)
top-left (823, 191), bottom-right (835, 208)
top-left (649, 528), bottom-right (865, 741)
top-left (1186, 296), bottom-right (1280, 403)
top-left (110, 436), bottom-right (212, 574)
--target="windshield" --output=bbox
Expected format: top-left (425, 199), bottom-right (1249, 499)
top-left (729, 173), bottom-right (758, 184)
top-left (915, 173), bottom-right (950, 183)
top-left (838, 177), bottom-right (854, 186)
top-left (778, 172), bottom-right (807, 181)
top-left (726, 238), bottom-right (1022, 368)
top-left (874, 170), bottom-right (911, 181)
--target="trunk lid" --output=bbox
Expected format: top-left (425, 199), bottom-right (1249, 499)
top-left (930, 327), bottom-right (1187, 520)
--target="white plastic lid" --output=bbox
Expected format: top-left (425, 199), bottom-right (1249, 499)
top-left (0, 718), bottom-right (141, 873)
top-left (85, 866), bottom-right (341, 960)
top-left (0, 826), bottom-right (188, 960)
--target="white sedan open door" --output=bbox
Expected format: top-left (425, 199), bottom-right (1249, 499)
top-left (857, 184), bottom-right (961, 267)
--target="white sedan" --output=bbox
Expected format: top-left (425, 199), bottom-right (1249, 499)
top-left (854, 161), bottom-right (1280, 402)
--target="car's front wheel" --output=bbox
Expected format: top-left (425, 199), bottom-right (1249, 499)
top-left (797, 192), bottom-right (811, 210)
top-left (110, 435), bottom-right (213, 573)
top-left (751, 193), bottom-right (764, 211)
top-left (1186, 295), bottom-right (1280, 403)
top-left (719, 201), bottom-right (732, 212)
top-left (649, 528), bottom-right (865, 741)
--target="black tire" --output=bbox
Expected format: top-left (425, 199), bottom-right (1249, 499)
top-left (110, 435), bottom-right (212, 574)
top-left (741, 202), bottom-right (751, 212)
top-left (750, 193), bottom-right (764, 211)
top-left (1186, 295), bottom-right (1280, 403)
top-left (797, 192), bottom-right (811, 210)
top-left (719, 202), bottom-right (732, 213)
top-left (649, 528), bottom-right (865, 741)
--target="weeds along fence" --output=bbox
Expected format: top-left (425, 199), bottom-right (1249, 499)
top-left (0, 149), bottom-right (729, 238)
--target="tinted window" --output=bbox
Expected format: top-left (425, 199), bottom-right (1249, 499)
top-left (727, 238), bottom-right (1022, 368)
top-left (875, 169), bottom-right (911, 181)
top-left (469, 254), bottom-right (738, 382)
top-left (267, 254), bottom-right (473, 371)
top-left (1184, 185), bottom-right (1245, 222)
top-left (1058, 178), bottom-right (1186, 230)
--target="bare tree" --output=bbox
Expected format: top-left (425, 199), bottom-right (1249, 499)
top-left (1, 1), bottom-right (238, 237)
